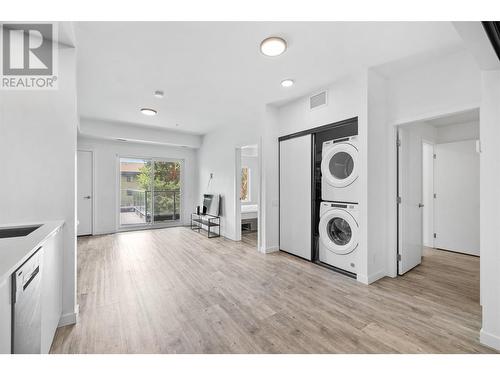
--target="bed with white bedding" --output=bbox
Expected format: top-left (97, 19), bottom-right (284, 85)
top-left (241, 204), bottom-right (258, 220)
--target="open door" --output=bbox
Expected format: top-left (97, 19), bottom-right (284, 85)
top-left (397, 128), bottom-right (424, 274)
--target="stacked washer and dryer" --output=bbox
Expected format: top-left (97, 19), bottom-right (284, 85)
top-left (319, 136), bottom-right (360, 275)
top-left (278, 117), bottom-right (359, 277)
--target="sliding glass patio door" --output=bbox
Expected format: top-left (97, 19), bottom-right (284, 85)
top-left (119, 157), bottom-right (182, 227)
top-left (152, 160), bottom-right (181, 223)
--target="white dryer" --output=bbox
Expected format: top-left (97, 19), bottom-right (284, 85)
top-left (321, 136), bottom-right (359, 203)
top-left (318, 201), bottom-right (359, 274)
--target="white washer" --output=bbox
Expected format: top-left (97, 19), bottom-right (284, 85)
top-left (321, 136), bottom-right (359, 203)
top-left (318, 201), bottom-right (359, 274)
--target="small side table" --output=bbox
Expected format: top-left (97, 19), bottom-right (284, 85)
top-left (191, 213), bottom-right (221, 238)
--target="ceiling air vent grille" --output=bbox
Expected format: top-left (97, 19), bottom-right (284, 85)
top-left (309, 91), bottom-right (327, 110)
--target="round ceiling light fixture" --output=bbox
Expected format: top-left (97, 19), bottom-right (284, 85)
top-left (260, 37), bottom-right (287, 57)
top-left (154, 90), bottom-right (164, 98)
top-left (140, 108), bottom-right (157, 116)
top-left (281, 79), bottom-right (294, 87)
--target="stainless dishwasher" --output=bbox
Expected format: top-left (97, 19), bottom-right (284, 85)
top-left (11, 247), bottom-right (42, 354)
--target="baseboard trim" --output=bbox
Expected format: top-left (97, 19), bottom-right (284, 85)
top-left (260, 246), bottom-right (279, 254)
top-left (222, 232), bottom-right (238, 241)
top-left (58, 305), bottom-right (79, 327)
top-left (356, 274), bottom-right (369, 285)
top-left (357, 270), bottom-right (386, 285)
top-left (91, 230), bottom-right (115, 236)
top-left (480, 329), bottom-right (500, 350)
top-left (367, 270), bottom-right (386, 284)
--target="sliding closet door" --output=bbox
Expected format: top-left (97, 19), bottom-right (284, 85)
top-left (279, 134), bottom-right (312, 260)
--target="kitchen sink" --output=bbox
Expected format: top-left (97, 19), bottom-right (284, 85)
top-left (0, 225), bottom-right (42, 239)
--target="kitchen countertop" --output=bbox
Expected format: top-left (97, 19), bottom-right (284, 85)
top-left (0, 220), bottom-right (64, 284)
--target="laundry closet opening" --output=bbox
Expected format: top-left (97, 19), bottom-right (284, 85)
top-left (396, 108), bottom-right (480, 300)
top-left (278, 117), bottom-right (359, 278)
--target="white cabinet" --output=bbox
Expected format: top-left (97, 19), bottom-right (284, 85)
top-left (41, 228), bottom-right (63, 354)
top-left (0, 224), bottom-right (64, 354)
top-left (279, 135), bottom-right (312, 260)
top-left (0, 277), bottom-right (11, 353)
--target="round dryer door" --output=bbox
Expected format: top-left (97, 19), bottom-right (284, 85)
top-left (321, 142), bottom-right (359, 188)
top-left (319, 209), bottom-right (359, 255)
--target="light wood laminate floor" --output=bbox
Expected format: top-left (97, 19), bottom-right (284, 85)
top-left (51, 228), bottom-right (495, 353)
top-left (241, 230), bottom-right (257, 247)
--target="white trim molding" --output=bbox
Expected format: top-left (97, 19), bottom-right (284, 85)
top-left (58, 304), bottom-right (79, 327)
top-left (366, 270), bottom-right (387, 284)
top-left (480, 329), bottom-right (500, 351)
top-left (356, 270), bottom-right (386, 285)
top-left (260, 246), bottom-right (279, 254)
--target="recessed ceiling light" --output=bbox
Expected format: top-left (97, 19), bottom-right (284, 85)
top-left (140, 108), bottom-right (157, 116)
top-left (154, 90), bottom-right (164, 98)
top-left (260, 37), bottom-right (287, 57)
top-left (281, 79), bottom-right (294, 87)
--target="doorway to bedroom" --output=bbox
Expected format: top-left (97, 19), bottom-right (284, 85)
top-left (237, 144), bottom-right (259, 248)
top-left (397, 108), bottom-right (480, 274)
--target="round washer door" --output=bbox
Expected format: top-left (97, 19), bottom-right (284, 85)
top-left (319, 209), bottom-right (359, 255)
top-left (321, 142), bottom-right (359, 188)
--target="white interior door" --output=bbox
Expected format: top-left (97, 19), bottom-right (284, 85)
top-left (398, 128), bottom-right (423, 274)
top-left (77, 150), bottom-right (93, 236)
top-left (279, 134), bottom-right (311, 260)
top-left (434, 140), bottom-right (479, 255)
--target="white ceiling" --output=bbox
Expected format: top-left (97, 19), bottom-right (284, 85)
top-left (75, 22), bottom-right (464, 135)
top-left (425, 108), bottom-right (479, 127)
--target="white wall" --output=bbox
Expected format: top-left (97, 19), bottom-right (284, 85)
top-left (241, 154), bottom-right (259, 206)
top-left (0, 43), bottom-right (78, 323)
top-left (277, 74), bottom-right (365, 136)
top-left (365, 69), bottom-right (389, 283)
top-left (196, 106), bottom-right (278, 251)
top-left (387, 50), bottom-right (481, 124)
top-left (77, 136), bottom-right (198, 234)
top-left (197, 120), bottom-right (261, 241)
top-left (260, 106), bottom-right (280, 253)
top-left (435, 121), bottom-right (479, 143)
top-left (479, 70), bottom-right (500, 350)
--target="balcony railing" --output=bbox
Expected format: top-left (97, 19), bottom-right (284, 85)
top-left (120, 189), bottom-right (180, 224)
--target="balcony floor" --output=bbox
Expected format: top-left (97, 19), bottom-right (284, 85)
top-left (120, 211), bottom-right (147, 225)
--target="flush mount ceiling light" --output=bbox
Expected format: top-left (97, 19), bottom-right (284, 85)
top-left (154, 90), bottom-right (164, 98)
top-left (260, 37), bottom-right (287, 57)
top-left (281, 79), bottom-right (294, 87)
top-left (140, 108), bottom-right (157, 116)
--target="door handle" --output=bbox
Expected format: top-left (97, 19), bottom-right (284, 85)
top-left (83, 196), bottom-right (91, 199)
top-left (23, 266), bottom-right (40, 291)
top-left (418, 203), bottom-right (424, 208)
